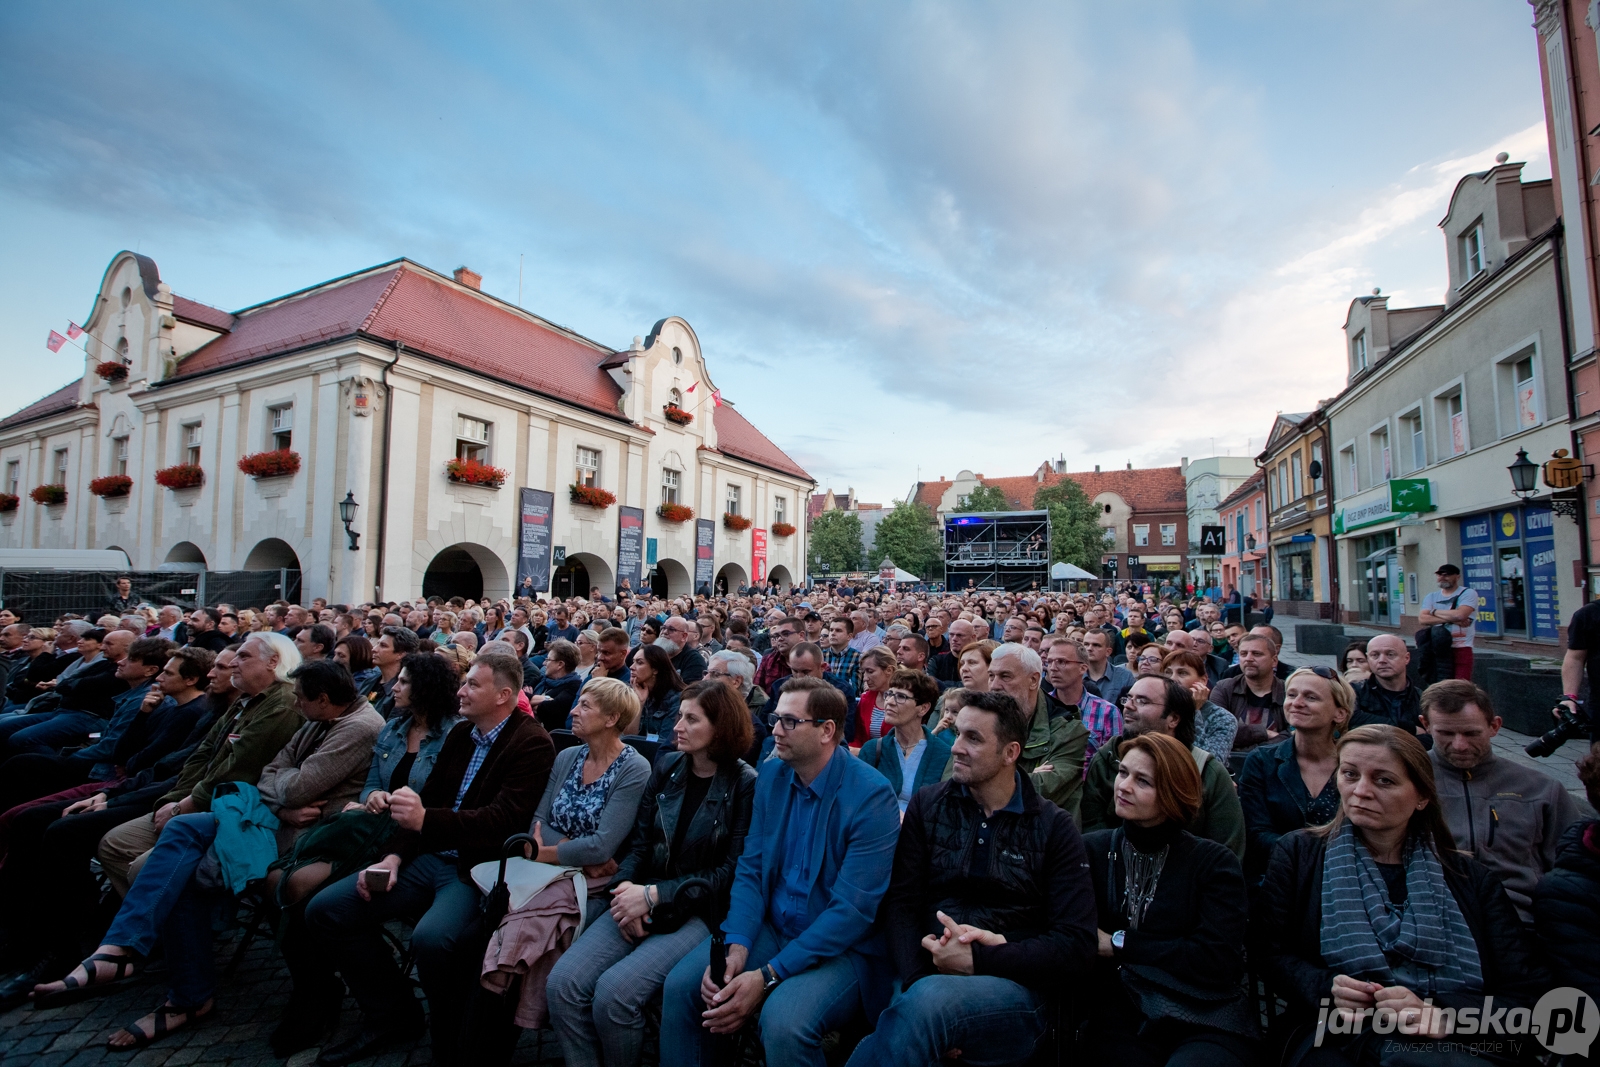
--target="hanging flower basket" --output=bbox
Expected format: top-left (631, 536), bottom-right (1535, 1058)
top-left (771, 522), bottom-right (796, 538)
top-left (0, 493), bottom-right (18, 513)
top-left (722, 512), bottom-right (752, 531)
top-left (663, 404), bottom-right (694, 426)
top-left (570, 484), bottom-right (616, 508)
top-left (657, 503), bottom-right (694, 523)
top-left (445, 457), bottom-right (507, 489)
top-left (95, 361), bottom-right (129, 382)
top-left (238, 448), bottom-right (302, 479)
top-left (30, 484), bottom-right (67, 506)
top-left (89, 474), bottom-right (133, 498)
top-left (154, 464), bottom-right (205, 490)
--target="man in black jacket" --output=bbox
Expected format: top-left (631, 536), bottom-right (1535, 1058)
top-left (1349, 634), bottom-right (1423, 737)
top-left (0, 628), bottom-right (134, 756)
top-left (846, 691), bottom-right (1098, 1067)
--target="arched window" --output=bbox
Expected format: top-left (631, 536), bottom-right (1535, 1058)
top-left (669, 387), bottom-right (683, 407)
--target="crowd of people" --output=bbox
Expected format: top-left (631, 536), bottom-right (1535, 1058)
top-left (0, 576), bottom-right (1593, 1067)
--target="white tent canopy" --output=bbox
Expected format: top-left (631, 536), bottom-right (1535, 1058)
top-left (1050, 562), bottom-right (1098, 580)
top-left (868, 567), bottom-right (920, 583)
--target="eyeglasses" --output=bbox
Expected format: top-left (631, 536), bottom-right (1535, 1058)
top-left (767, 713), bottom-right (826, 732)
top-left (1120, 694), bottom-right (1163, 709)
top-left (707, 668), bottom-right (731, 678)
top-left (881, 689), bottom-right (915, 704)
top-left (1306, 665), bottom-right (1338, 681)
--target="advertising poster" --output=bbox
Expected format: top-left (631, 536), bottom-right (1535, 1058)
top-left (752, 528), bottom-right (768, 583)
top-left (515, 488), bottom-right (555, 594)
top-left (617, 506), bottom-right (645, 590)
top-left (1525, 507), bottom-right (1558, 641)
top-left (695, 519), bottom-right (716, 594)
top-left (1459, 511), bottom-right (1497, 635)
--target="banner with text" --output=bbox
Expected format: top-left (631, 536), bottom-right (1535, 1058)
top-left (695, 519), bottom-right (716, 594)
top-left (516, 489), bottom-right (555, 594)
top-left (617, 506), bottom-right (645, 592)
top-left (752, 528), bottom-right (768, 583)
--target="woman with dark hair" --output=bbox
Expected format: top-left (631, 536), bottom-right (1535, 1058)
top-left (1161, 649), bottom-right (1236, 763)
top-left (639, 617), bottom-right (662, 647)
top-left (1082, 731), bottom-right (1257, 1065)
top-left (334, 634), bottom-right (377, 694)
top-left (857, 669), bottom-right (952, 812)
top-left (547, 679), bottom-right (756, 1067)
top-left (630, 642), bottom-right (685, 742)
top-left (1338, 642), bottom-right (1370, 685)
top-left (530, 639), bottom-right (583, 732)
top-left (1259, 725), bottom-right (1548, 1066)
top-left (362, 614), bottom-right (383, 640)
top-left (3, 628), bottom-right (63, 710)
top-left (358, 652), bottom-right (462, 803)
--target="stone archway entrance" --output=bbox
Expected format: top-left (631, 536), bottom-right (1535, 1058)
top-left (553, 552), bottom-right (614, 601)
top-left (650, 558), bottom-right (692, 598)
top-left (715, 562), bottom-right (749, 596)
top-left (423, 543), bottom-right (510, 602)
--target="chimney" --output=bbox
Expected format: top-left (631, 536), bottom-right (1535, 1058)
top-left (1126, 462), bottom-right (1132, 470)
top-left (453, 266), bottom-right (482, 291)
top-left (1055, 453), bottom-right (1066, 474)
top-left (1095, 464), bottom-right (1101, 473)
top-left (1181, 456), bottom-right (1189, 474)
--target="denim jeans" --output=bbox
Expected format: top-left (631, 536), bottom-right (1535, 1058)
top-left (547, 910), bottom-right (709, 1067)
top-left (3, 709), bottom-right (105, 757)
top-left (661, 923), bottom-right (864, 1067)
top-left (845, 975), bottom-right (1045, 1067)
top-left (0, 710), bottom-right (60, 744)
top-left (304, 853), bottom-right (483, 1060)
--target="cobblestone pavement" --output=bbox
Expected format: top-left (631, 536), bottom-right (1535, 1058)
top-left (3, 615), bottom-right (1592, 1066)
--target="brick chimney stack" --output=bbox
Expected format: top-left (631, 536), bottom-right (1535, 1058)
top-left (453, 267), bottom-right (482, 290)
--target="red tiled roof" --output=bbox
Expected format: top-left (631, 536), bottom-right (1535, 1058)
top-left (0, 381), bottom-right (80, 430)
top-left (914, 466), bottom-right (1188, 513)
top-left (710, 404), bottom-right (812, 480)
top-left (1218, 468), bottom-right (1264, 510)
top-left (172, 295), bottom-right (234, 332)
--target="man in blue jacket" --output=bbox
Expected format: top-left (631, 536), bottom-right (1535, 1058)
top-left (660, 675), bottom-right (900, 1067)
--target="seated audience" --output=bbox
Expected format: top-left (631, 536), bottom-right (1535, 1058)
top-left (660, 676), bottom-right (899, 1067)
top-left (1082, 675), bottom-right (1245, 858)
top-left (1349, 635), bottom-right (1423, 737)
top-left (631, 642), bottom-right (686, 742)
top-left (1239, 666), bottom-right (1351, 885)
top-left (979, 643), bottom-right (1089, 820)
top-left (1258, 725), bottom-right (1548, 1066)
top-left (848, 691), bottom-right (1096, 1067)
top-left (856, 669), bottom-right (952, 812)
top-left (1422, 679), bottom-right (1579, 922)
top-left (851, 645), bottom-right (898, 743)
top-left (530, 638), bottom-right (583, 732)
top-left (1209, 632), bottom-right (1284, 752)
top-left (547, 679), bottom-right (756, 1067)
top-left (1160, 648), bottom-right (1237, 763)
top-left (1532, 743), bottom-right (1600, 1004)
top-left (1043, 635), bottom-right (1122, 763)
top-left (0, 629), bottom-right (135, 756)
top-left (3, 627), bottom-right (68, 709)
top-left (1082, 731), bottom-right (1257, 1065)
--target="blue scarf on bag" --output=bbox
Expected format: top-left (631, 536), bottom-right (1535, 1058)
top-left (1319, 822), bottom-right (1483, 996)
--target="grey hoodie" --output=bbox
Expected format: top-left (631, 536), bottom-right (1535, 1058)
top-left (1429, 747), bottom-right (1582, 920)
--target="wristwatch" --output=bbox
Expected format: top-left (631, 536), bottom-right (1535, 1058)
top-left (761, 964), bottom-right (782, 992)
top-left (1111, 930), bottom-right (1126, 951)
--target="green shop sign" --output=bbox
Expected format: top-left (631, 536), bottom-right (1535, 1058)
top-left (1333, 479), bottom-right (1434, 535)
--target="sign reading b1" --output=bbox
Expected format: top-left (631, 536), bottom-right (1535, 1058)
top-left (1199, 525), bottom-right (1226, 552)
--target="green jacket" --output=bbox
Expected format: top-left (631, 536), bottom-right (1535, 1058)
top-left (161, 680), bottom-right (304, 811)
top-left (1080, 734), bottom-right (1246, 859)
top-left (944, 688), bottom-right (1089, 821)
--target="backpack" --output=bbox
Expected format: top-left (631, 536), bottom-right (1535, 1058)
top-left (1417, 591), bottom-right (1462, 685)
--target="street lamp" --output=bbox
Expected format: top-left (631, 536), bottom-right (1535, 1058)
top-left (339, 491), bottom-right (360, 550)
top-left (1507, 449), bottom-right (1539, 499)
top-left (1245, 534), bottom-right (1256, 550)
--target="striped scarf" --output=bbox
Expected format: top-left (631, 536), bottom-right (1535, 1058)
top-left (1319, 822), bottom-right (1483, 995)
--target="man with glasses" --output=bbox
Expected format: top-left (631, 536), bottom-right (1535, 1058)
top-left (658, 616), bottom-right (708, 683)
top-left (1080, 674), bottom-right (1245, 858)
top-left (755, 619), bottom-right (801, 692)
top-left (1042, 637), bottom-right (1121, 764)
top-left (661, 676), bottom-right (900, 1067)
top-left (1349, 634), bottom-right (1423, 737)
top-left (709, 648), bottom-right (768, 760)
top-left (761, 644), bottom-right (858, 748)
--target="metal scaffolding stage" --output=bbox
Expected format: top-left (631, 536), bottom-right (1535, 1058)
top-left (942, 510), bottom-right (1051, 592)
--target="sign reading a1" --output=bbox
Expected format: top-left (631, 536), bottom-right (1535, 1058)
top-left (1199, 525), bottom-right (1226, 552)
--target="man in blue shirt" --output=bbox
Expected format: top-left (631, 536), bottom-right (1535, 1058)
top-left (661, 676), bottom-right (899, 1067)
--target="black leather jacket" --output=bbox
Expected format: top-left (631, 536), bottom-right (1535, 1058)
top-left (612, 751), bottom-right (756, 932)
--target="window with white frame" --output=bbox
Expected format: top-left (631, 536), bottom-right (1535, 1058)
top-left (1399, 410), bottom-right (1424, 473)
top-left (1462, 222), bottom-right (1486, 280)
top-left (1340, 445), bottom-right (1358, 495)
top-left (456, 416), bottom-right (490, 463)
top-left (1290, 453), bottom-right (1304, 501)
top-left (53, 447), bottom-right (69, 484)
top-left (774, 495), bottom-right (787, 525)
top-left (1311, 443), bottom-right (1324, 492)
top-left (1350, 331), bottom-right (1368, 373)
top-left (1255, 499), bottom-right (1263, 529)
top-left (725, 483), bottom-right (742, 516)
top-left (182, 422), bottom-right (202, 467)
top-left (1435, 388), bottom-right (1468, 457)
top-left (661, 467), bottom-right (680, 505)
top-left (1133, 524), bottom-right (1150, 547)
top-left (575, 446), bottom-right (601, 488)
top-left (269, 404), bottom-right (294, 451)
top-left (1370, 427), bottom-right (1391, 482)
top-left (1496, 350), bottom-right (1539, 435)
top-left (113, 436), bottom-right (129, 477)
top-left (1160, 523), bottom-right (1176, 547)
top-left (4, 460), bottom-right (18, 497)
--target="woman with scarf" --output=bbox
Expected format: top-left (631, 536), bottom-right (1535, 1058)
top-left (1258, 725), bottom-right (1547, 1066)
top-left (1081, 731), bottom-right (1257, 1065)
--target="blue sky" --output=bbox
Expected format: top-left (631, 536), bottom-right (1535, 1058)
top-left (0, 1), bottom-right (1553, 504)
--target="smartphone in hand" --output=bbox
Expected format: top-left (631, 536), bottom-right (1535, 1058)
top-left (363, 866), bottom-right (392, 893)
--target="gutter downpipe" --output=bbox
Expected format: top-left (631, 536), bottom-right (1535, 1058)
top-left (1552, 223), bottom-right (1593, 602)
top-left (374, 340), bottom-right (402, 602)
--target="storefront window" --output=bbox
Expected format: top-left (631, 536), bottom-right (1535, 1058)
top-left (1458, 507), bottom-right (1558, 640)
top-left (1278, 547), bottom-right (1314, 601)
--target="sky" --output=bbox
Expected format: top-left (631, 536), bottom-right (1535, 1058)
top-left (0, 1), bottom-right (1554, 505)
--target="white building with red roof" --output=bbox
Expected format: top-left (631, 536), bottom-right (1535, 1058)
top-left (0, 252), bottom-right (813, 603)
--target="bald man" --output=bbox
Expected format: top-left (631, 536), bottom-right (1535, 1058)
top-left (1349, 634), bottom-right (1424, 736)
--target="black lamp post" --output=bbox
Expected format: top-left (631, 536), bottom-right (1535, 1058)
top-left (1245, 534), bottom-right (1256, 550)
top-left (1507, 449), bottom-right (1539, 499)
top-left (339, 491), bottom-right (360, 550)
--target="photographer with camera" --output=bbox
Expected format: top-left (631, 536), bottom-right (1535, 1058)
top-left (1556, 598), bottom-right (1600, 752)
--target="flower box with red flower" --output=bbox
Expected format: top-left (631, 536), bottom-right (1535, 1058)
top-left (771, 522), bottom-right (796, 538)
top-left (238, 449), bottom-right (302, 479)
top-left (657, 503), bottom-right (694, 523)
top-left (0, 493), bottom-right (18, 513)
top-left (89, 475), bottom-right (133, 498)
top-left (663, 404), bottom-right (694, 426)
top-left (445, 458), bottom-right (507, 489)
top-left (570, 484), bottom-right (617, 509)
top-left (30, 485), bottom-right (67, 506)
top-left (95, 361), bottom-right (129, 382)
top-left (154, 464), bottom-right (205, 490)
top-left (722, 512), bottom-right (752, 531)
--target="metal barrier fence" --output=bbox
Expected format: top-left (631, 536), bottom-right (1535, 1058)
top-left (0, 569), bottom-right (302, 624)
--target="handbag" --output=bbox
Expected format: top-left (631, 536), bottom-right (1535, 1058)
top-left (472, 833), bottom-right (588, 932)
top-left (1119, 963), bottom-right (1258, 1038)
top-left (268, 808), bottom-right (398, 907)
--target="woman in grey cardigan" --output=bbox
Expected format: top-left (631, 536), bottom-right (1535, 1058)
top-left (528, 676), bottom-right (651, 883)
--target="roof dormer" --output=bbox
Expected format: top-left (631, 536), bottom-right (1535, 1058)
top-left (1439, 158), bottom-right (1555, 306)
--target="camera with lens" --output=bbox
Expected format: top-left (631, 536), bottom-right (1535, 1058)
top-left (1525, 700), bottom-right (1594, 758)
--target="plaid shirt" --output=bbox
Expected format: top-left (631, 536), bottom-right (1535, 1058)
top-left (821, 646), bottom-right (863, 694)
top-left (454, 714), bottom-right (510, 810)
top-left (1050, 689), bottom-right (1122, 771)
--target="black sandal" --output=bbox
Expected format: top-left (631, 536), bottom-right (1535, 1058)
top-left (106, 1001), bottom-right (211, 1051)
top-left (30, 950), bottom-right (141, 1009)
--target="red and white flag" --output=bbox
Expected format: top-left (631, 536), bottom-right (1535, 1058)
top-left (66, 322), bottom-right (83, 339)
top-left (712, 388), bottom-right (722, 408)
top-left (685, 382), bottom-right (696, 393)
top-left (46, 331), bottom-right (66, 352)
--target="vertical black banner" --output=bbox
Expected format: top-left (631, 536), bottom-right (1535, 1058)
top-left (617, 506), bottom-right (645, 591)
top-left (695, 518), bottom-right (716, 595)
top-left (516, 488), bottom-right (555, 595)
